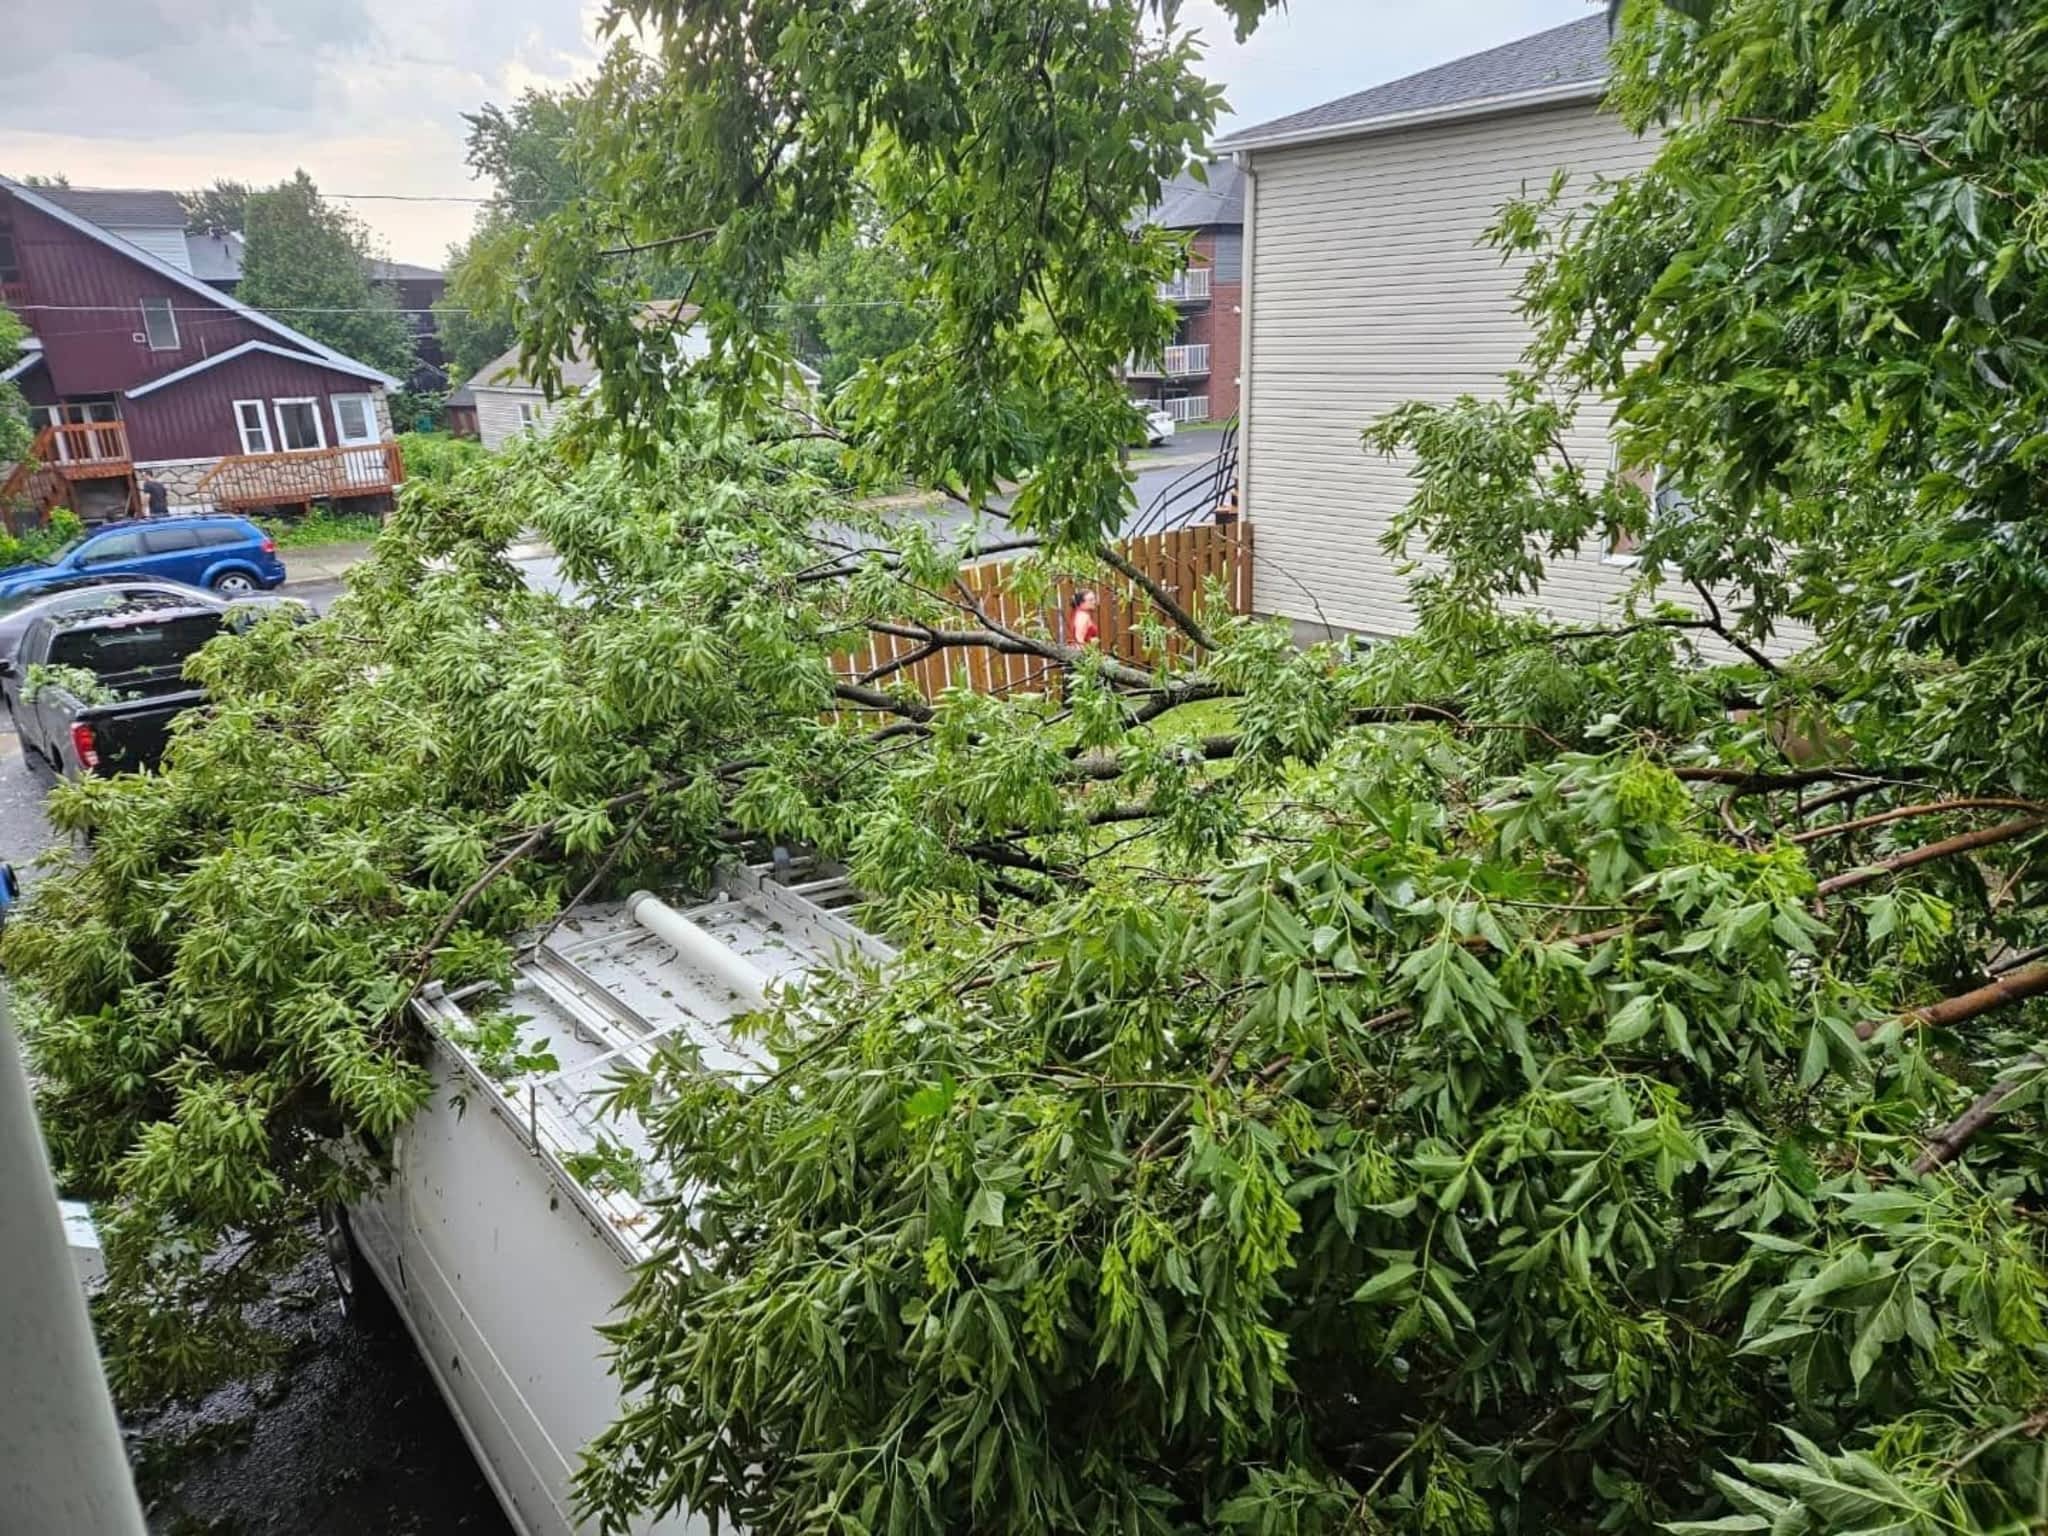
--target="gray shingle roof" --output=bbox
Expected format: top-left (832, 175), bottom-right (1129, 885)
top-left (1150, 161), bottom-right (1245, 230)
top-left (1216, 15), bottom-right (1613, 152)
top-left (36, 186), bottom-right (188, 228)
top-left (367, 258), bottom-right (445, 283)
top-left (185, 229), bottom-right (245, 282)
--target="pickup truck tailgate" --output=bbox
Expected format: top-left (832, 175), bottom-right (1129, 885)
top-left (73, 685), bottom-right (207, 774)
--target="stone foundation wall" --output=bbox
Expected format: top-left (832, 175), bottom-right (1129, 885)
top-left (135, 458), bottom-right (222, 513)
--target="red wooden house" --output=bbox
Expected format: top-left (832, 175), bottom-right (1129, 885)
top-left (0, 176), bottom-right (404, 523)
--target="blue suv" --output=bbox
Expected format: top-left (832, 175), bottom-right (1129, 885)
top-left (0, 516), bottom-right (287, 601)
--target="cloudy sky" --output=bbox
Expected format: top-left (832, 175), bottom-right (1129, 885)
top-left (0, 0), bottom-right (1593, 266)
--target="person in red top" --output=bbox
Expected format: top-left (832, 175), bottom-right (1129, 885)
top-left (1068, 590), bottom-right (1100, 648)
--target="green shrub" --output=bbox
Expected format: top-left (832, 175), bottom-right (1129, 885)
top-left (0, 507), bottom-right (85, 568)
top-left (397, 431), bottom-right (489, 488)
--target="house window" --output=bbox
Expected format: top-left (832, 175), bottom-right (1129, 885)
top-left (233, 400), bottom-right (273, 455)
top-left (331, 394), bottom-right (378, 446)
top-left (517, 401), bottom-right (541, 432)
top-left (140, 297), bottom-right (179, 352)
top-left (273, 398), bottom-right (325, 452)
top-left (1606, 459), bottom-right (1696, 566)
top-left (0, 229), bottom-right (19, 285)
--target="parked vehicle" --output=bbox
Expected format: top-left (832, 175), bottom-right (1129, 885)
top-left (0, 516), bottom-right (287, 604)
top-left (1134, 402), bottom-right (1176, 447)
top-left (0, 576), bottom-right (306, 662)
top-left (336, 855), bottom-right (889, 1536)
top-left (3, 595), bottom-right (228, 778)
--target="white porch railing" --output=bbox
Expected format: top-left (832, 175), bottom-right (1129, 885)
top-left (1157, 268), bottom-right (1213, 303)
top-left (1127, 344), bottom-right (1211, 378)
top-left (1164, 396), bottom-right (1209, 423)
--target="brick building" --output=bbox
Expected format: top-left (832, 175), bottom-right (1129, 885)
top-left (1130, 162), bottom-right (1244, 426)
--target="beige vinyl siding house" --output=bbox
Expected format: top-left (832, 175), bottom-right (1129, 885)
top-left (473, 380), bottom-right (567, 451)
top-left (469, 303), bottom-right (818, 450)
top-left (1219, 18), bottom-right (1661, 641)
top-left (471, 341), bottom-right (608, 451)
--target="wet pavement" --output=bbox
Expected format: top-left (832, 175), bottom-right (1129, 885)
top-left (133, 1249), bottom-right (513, 1536)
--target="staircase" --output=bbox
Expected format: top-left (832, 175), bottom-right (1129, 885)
top-left (0, 423), bottom-right (137, 528)
top-left (1127, 422), bottom-right (1240, 538)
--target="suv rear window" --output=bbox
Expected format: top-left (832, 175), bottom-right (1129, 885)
top-left (192, 524), bottom-right (249, 548)
top-left (48, 613), bottom-right (225, 676)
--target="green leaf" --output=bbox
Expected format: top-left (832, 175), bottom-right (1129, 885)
top-left (965, 1186), bottom-right (1005, 1233)
top-left (1351, 1261), bottom-right (1418, 1305)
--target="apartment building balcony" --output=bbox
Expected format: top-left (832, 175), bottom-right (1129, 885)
top-left (1157, 268), bottom-right (1212, 304)
top-left (1162, 396), bottom-right (1210, 424)
top-left (1127, 343), bottom-right (1211, 379)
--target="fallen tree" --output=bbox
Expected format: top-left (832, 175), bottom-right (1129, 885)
top-left (7, 1), bottom-right (2048, 1533)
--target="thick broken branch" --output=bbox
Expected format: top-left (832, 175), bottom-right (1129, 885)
top-left (1855, 961), bottom-right (2048, 1043)
top-left (833, 681), bottom-right (935, 722)
top-left (1816, 816), bottom-right (2047, 898)
top-left (1914, 1048), bottom-right (2048, 1174)
top-left (1096, 541), bottom-right (1213, 651)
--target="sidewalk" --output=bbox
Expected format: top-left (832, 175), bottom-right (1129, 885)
top-left (280, 538), bottom-right (553, 589)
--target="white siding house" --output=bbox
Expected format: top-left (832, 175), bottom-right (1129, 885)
top-left (1218, 17), bottom-right (1661, 641)
top-left (472, 303), bottom-right (812, 451)
top-left (471, 338), bottom-right (610, 452)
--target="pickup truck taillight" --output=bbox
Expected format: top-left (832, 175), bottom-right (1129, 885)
top-left (69, 722), bottom-right (99, 771)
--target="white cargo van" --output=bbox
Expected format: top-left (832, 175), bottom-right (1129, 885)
top-left (325, 857), bottom-right (887, 1536)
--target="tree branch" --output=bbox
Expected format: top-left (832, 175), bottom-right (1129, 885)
top-left (1790, 798), bottom-right (2045, 846)
top-left (1096, 541), bottom-right (1214, 651)
top-left (595, 226), bottom-right (720, 258)
top-left (1914, 1047), bottom-right (2048, 1174)
top-left (1687, 575), bottom-right (1780, 674)
top-left (1815, 816), bottom-right (2046, 898)
top-left (832, 681), bottom-right (935, 722)
top-left (1855, 961), bottom-right (2048, 1044)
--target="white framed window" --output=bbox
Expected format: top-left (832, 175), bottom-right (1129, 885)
top-left (331, 393), bottom-right (378, 446)
top-left (140, 297), bottom-right (179, 351)
top-left (517, 400), bottom-right (541, 432)
top-left (233, 399), bottom-right (273, 455)
top-left (1605, 448), bottom-right (1699, 568)
top-left (273, 397), bottom-right (326, 452)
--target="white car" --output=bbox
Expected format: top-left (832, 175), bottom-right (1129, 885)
top-left (1135, 403), bottom-right (1176, 448)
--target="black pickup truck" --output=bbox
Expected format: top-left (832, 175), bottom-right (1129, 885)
top-left (2, 594), bottom-right (228, 778)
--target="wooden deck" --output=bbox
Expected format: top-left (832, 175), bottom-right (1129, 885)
top-left (0, 422), bottom-right (137, 524)
top-left (195, 441), bottom-right (405, 510)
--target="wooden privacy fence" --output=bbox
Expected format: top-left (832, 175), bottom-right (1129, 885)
top-left (836, 521), bottom-right (1252, 702)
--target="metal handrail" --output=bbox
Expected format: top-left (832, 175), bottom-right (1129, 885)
top-left (1129, 422), bottom-right (1238, 538)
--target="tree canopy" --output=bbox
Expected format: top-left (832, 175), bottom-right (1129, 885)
top-left (778, 211), bottom-right (930, 396)
top-left (9, 2), bottom-right (2048, 1534)
top-left (180, 178), bottom-right (252, 235)
top-left (439, 86), bottom-right (600, 384)
top-left (238, 171), bottom-right (415, 383)
top-left (0, 305), bottom-right (34, 467)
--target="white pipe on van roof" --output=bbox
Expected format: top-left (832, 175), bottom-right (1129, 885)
top-left (626, 891), bottom-right (772, 1013)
